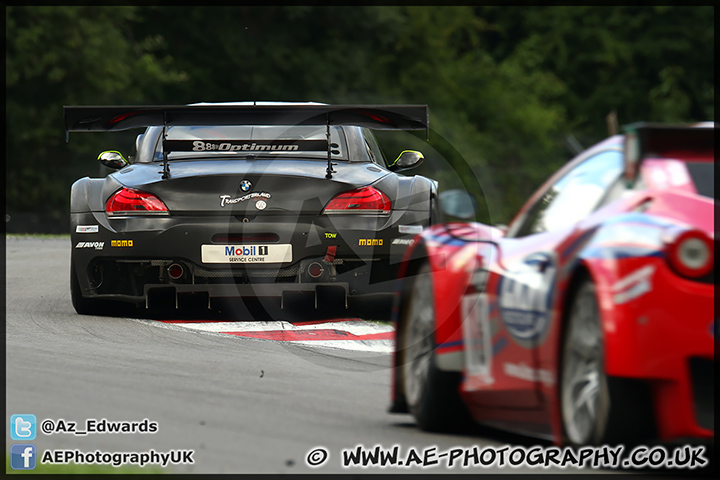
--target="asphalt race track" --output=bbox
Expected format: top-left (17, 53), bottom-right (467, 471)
top-left (6, 236), bottom-right (687, 475)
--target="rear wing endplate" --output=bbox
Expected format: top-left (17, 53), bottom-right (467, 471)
top-left (622, 122), bottom-right (714, 184)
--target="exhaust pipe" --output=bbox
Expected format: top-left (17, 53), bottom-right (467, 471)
top-left (298, 259), bottom-right (335, 283)
top-left (307, 261), bottom-right (325, 279)
top-left (167, 263), bottom-right (185, 281)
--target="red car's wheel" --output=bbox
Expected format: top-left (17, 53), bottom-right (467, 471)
top-left (400, 263), bottom-right (473, 432)
top-left (561, 280), bottom-right (655, 445)
top-left (561, 281), bottom-right (608, 445)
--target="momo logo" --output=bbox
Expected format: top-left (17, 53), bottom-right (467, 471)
top-left (75, 242), bottom-right (104, 250)
top-left (359, 239), bottom-right (383, 246)
top-left (498, 252), bottom-right (557, 348)
top-left (111, 240), bottom-right (134, 247)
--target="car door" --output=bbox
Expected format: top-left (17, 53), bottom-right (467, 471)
top-left (462, 149), bottom-right (624, 409)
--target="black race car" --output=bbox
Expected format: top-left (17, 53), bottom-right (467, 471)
top-left (65, 102), bottom-right (437, 319)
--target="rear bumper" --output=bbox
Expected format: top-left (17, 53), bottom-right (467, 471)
top-left (71, 211), bottom-right (423, 307)
top-left (105, 282), bottom-right (354, 310)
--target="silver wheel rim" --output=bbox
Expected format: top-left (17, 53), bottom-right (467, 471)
top-left (561, 288), bottom-right (604, 445)
top-left (403, 272), bottom-right (435, 408)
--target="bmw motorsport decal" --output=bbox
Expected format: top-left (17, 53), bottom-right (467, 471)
top-left (497, 252), bottom-right (557, 348)
top-left (399, 225), bottom-right (423, 234)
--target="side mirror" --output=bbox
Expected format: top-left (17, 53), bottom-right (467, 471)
top-left (98, 151), bottom-right (129, 170)
top-left (439, 189), bottom-right (476, 219)
top-left (389, 150), bottom-right (423, 171)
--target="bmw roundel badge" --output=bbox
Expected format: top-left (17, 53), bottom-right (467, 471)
top-left (240, 180), bottom-right (252, 192)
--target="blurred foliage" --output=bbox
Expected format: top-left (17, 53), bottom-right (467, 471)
top-left (5, 6), bottom-right (714, 225)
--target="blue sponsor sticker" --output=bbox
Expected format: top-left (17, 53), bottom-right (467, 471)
top-left (497, 252), bottom-right (556, 348)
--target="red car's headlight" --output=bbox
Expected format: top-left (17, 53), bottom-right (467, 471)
top-left (106, 188), bottom-right (169, 216)
top-left (663, 228), bottom-right (714, 278)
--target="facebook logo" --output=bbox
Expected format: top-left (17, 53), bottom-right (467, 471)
top-left (11, 444), bottom-right (37, 470)
top-left (11, 414), bottom-right (36, 440)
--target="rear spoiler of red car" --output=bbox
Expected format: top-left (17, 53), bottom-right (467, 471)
top-left (63, 104), bottom-right (429, 139)
top-left (622, 122), bottom-right (715, 184)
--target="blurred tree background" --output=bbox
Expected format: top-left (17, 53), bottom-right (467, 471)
top-left (5, 5), bottom-right (714, 231)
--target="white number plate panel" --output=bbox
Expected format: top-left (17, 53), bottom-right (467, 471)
top-left (201, 244), bottom-right (293, 264)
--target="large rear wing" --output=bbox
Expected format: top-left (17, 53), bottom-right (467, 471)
top-left (622, 122), bottom-right (714, 184)
top-left (64, 103), bottom-right (429, 179)
top-left (63, 104), bottom-right (429, 139)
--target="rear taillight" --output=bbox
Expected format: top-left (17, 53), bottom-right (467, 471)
top-left (106, 188), bottom-right (169, 216)
top-left (664, 228), bottom-right (714, 278)
top-left (323, 186), bottom-right (391, 214)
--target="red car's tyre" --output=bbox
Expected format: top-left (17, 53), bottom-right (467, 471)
top-left (560, 280), bottom-right (655, 446)
top-left (399, 263), bottom-right (473, 432)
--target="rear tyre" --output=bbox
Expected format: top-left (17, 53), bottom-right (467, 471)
top-left (560, 280), bottom-right (655, 446)
top-left (70, 262), bottom-right (116, 316)
top-left (400, 263), bottom-right (473, 432)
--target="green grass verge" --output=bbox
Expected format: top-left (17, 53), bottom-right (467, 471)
top-left (6, 234), bottom-right (70, 239)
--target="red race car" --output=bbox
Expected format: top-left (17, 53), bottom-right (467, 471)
top-left (390, 122), bottom-right (714, 447)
